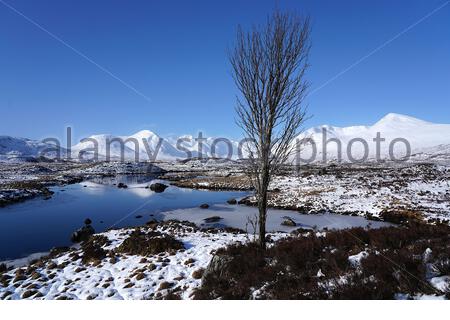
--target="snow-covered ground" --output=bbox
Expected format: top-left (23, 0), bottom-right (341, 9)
top-left (0, 221), bottom-right (285, 300)
top-left (263, 163), bottom-right (450, 222)
top-left (2, 160), bottom-right (449, 222)
top-left (1, 220), bottom-right (447, 300)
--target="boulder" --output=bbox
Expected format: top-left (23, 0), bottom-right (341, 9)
top-left (202, 254), bottom-right (234, 282)
top-left (281, 217), bottom-right (296, 227)
top-left (148, 183), bottom-right (168, 193)
top-left (70, 225), bottom-right (95, 243)
top-left (200, 203), bottom-right (209, 209)
top-left (117, 183), bottom-right (128, 189)
top-left (226, 198), bottom-right (237, 205)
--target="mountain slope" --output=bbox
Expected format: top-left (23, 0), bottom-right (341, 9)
top-left (0, 136), bottom-right (66, 161)
top-left (2, 113), bottom-right (450, 162)
top-left (71, 130), bottom-right (185, 161)
top-left (295, 113), bottom-right (450, 162)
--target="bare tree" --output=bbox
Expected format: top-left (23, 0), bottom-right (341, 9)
top-left (230, 11), bottom-right (310, 249)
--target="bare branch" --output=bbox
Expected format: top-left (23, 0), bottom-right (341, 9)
top-left (230, 10), bottom-right (311, 249)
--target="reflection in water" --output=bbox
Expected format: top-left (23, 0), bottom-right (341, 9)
top-left (0, 178), bottom-right (247, 260)
top-left (0, 176), bottom-right (392, 261)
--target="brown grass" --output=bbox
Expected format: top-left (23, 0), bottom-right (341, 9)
top-left (116, 228), bottom-right (184, 256)
top-left (194, 222), bottom-right (450, 299)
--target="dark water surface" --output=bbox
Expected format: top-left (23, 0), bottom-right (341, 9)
top-left (0, 176), bottom-right (247, 260)
top-left (0, 175), bottom-right (393, 262)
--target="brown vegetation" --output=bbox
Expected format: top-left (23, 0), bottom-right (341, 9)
top-left (195, 222), bottom-right (450, 299)
top-left (116, 228), bottom-right (184, 256)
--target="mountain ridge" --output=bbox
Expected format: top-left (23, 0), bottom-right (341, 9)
top-left (2, 113), bottom-right (450, 162)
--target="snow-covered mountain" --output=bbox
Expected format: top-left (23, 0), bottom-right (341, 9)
top-left (72, 131), bottom-right (244, 161)
top-left (165, 135), bottom-right (242, 159)
top-left (2, 113), bottom-right (450, 163)
top-left (71, 130), bottom-right (185, 161)
top-left (294, 113), bottom-right (450, 162)
top-left (0, 136), bottom-right (66, 161)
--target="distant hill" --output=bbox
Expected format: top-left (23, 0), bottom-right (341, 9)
top-left (2, 113), bottom-right (450, 163)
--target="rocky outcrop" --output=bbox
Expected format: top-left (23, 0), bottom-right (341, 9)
top-left (201, 254), bottom-right (234, 282)
top-left (148, 183), bottom-right (168, 193)
top-left (70, 225), bottom-right (95, 243)
top-left (281, 217), bottom-right (296, 227)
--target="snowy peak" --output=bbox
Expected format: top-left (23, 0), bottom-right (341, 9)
top-left (71, 130), bottom-right (185, 161)
top-left (373, 113), bottom-right (431, 128)
top-left (129, 130), bottom-right (159, 140)
top-left (296, 113), bottom-right (450, 162)
top-left (2, 113), bottom-right (450, 163)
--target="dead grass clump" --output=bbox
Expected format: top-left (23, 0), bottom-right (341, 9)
top-left (21, 290), bottom-right (39, 299)
top-left (380, 209), bottom-right (423, 224)
top-left (80, 235), bottom-right (108, 264)
top-left (432, 255), bottom-right (450, 276)
top-left (158, 281), bottom-right (174, 290)
top-left (116, 229), bottom-right (184, 256)
top-left (195, 223), bottom-right (450, 299)
top-left (192, 268), bottom-right (205, 279)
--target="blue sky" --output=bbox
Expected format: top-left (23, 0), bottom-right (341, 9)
top-left (1, 0), bottom-right (449, 142)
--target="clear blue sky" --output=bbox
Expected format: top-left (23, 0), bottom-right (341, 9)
top-left (1, 0), bottom-right (449, 142)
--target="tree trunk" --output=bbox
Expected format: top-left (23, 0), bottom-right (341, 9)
top-left (258, 192), bottom-right (267, 249)
top-left (258, 162), bottom-right (270, 250)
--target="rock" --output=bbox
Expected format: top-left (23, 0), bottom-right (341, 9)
top-left (281, 217), bottom-right (296, 227)
top-left (70, 225), bottom-right (95, 243)
top-left (148, 183), bottom-right (168, 193)
top-left (158, 281), bottom-right (174, 290)
top-left (227, 198), bottom-right (237, 205)
top-left (184, 258), bottom-right (195, 265)
top-left (145, 218), bottom-right (159, 227)
top-left (200, 203), bottom-right (209, 209)
top-left (202, 254), bottom-right (234, 282)
top-left (135, 215), bottom-right (143, 219)
top-left (21, 290), bottom-right (38, 299)
top-left (135, 272), bottom-right (145, 281)
top-left (192, 268), bottom-right (205, 279)
top-left (203, 216), bottom-right (222, 223)
top-left (117, 183), bottom-right (128, 189)
top-left (84, 218), bottom-right (92, 225)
